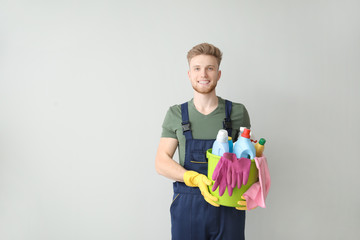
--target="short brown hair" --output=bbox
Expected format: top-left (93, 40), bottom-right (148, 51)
top-left (187, 43), bottom-right (223, 67)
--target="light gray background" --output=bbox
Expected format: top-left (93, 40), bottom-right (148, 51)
top-left (1, 0), bottom-right (359, 239)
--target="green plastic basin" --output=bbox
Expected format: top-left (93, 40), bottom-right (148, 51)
top-left (206, 149), bottom-right (258, 207)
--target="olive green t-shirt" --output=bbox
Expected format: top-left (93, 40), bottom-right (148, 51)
top-left (161, 97), bottom-right (251, 166)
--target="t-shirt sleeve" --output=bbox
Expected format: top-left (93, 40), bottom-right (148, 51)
top-left (243, 106), bottom-right (251, 129)
top-left (231, 102), bottom-right (251, 130)
top-left (161, 106), bottom-right (178, 139)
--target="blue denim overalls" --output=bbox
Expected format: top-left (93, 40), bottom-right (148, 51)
top-left (171, 100), bottom-right (245, 240)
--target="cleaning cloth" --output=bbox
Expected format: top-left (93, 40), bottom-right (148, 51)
top-left (243, 155), bottom-right (271, 209)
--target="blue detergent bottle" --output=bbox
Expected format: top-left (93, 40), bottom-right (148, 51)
top-left (212, 129), bottom-right (229, 156)
top-left (233, 128), bottom-right (256, 159)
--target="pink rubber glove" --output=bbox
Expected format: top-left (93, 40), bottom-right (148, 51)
top-left (212, 154), bottom-right (231, 196)
top-left (221, 153), bottom-right (238, 196)
top-left (227, 157), bottom-right (251, 194)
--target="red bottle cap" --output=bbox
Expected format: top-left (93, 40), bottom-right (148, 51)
top-left (241, 128), bottom-right (251, 139)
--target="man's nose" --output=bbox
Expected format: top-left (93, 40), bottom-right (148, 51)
top-left (201, 69), bottom-right (207, 77)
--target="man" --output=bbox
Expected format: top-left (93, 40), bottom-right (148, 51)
top-left (155, 43), bottom-right (251, 240)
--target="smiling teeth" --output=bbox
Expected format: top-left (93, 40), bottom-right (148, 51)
top-left (199, 80), bottom-right (209, 84)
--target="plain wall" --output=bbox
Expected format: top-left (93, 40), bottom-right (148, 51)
top-left (1, 0), bottom-right (359, 239)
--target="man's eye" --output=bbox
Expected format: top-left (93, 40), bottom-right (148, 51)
top-left (195, 68), bottom-right (200, 71)
top-left (208, 67), bottom-right (214, 70)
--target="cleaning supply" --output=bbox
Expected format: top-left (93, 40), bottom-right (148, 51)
top-left (227, 157), bottom-right (251, 191)
top-left (240, 126), bottom-right (257, 144)
top-left (212, 129), bottom-right (229, 156)
top-left (243, 155), bottom-right (271, 209)
top-left (233, 128), bottom-right (256, 159)
top-left (212, 153), bottom-right (252, 197)
top-left (255, 138), bottom-right (266, 157)
top-left (228, 137), bottom-right (233, 153)
top-left (212, 153), bottom-right (232, 196)
top-left (207, 149), bottom-right (259, 207)
top-left (184, 170), bottom-right (220, 207)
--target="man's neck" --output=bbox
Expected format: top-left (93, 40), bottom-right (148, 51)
top-left (193, 91), bottom-right (218, 115)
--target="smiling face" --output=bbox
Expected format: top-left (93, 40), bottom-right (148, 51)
top-left (188, 54), bottom-right (221, 94)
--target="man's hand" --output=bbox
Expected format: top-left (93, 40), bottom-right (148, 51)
top-left (184, 171), bottom-right (220, 207)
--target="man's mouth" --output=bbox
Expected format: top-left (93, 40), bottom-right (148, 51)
top-left (198, 80), bottom-right (210, 85)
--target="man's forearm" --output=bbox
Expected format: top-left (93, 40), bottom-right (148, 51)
top-left (155, 152), bottom-right (187, 182)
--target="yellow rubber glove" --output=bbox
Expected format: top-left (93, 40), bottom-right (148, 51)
top-left (183, 171), bottom-right (220, 207)
top-left (236, 196), bottom-right (257, 210)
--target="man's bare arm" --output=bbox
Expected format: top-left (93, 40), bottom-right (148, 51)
top-left (155, 137), bottom-right (186, 182)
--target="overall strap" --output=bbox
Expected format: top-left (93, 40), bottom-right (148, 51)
top-left (181, 102), bottom-right (193, 140)
top-left (223, 100), bottom-right (233, 137)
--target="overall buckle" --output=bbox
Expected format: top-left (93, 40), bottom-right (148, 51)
top-left (182, 122), bottom-right (191, 132)
top-left (223, 119), bottom-right (232, 129)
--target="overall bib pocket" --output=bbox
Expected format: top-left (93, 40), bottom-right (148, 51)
top-left (190, 151), bottom-right (208, 164)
